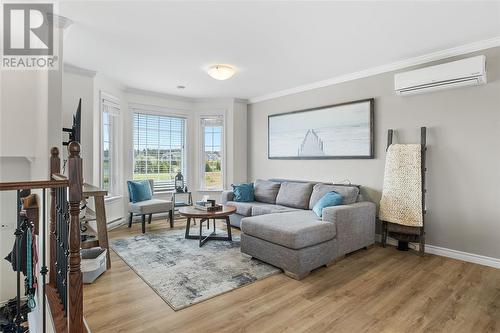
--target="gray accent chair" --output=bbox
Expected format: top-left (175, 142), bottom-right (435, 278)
top-left (222, 179), bottom-right (376, 280)
top-left (127, 179), bottom-right (174, 233)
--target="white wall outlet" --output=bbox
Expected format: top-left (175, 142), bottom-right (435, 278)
top-left (0, 223), bottom-right (14, 231)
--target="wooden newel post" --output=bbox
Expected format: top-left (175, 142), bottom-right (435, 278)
top-left (49, 147), bottom-right (60, 287)
top-left (67, 142), bottom-right (84, 333)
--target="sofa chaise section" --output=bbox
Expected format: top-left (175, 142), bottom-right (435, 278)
top-left (222, 179), bottom-right (376, 279)
top-left (241, 201), bottom-right (375, 279)
top-left (240, 210), bottom-right (338, 279)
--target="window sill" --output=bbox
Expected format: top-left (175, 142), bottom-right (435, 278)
top-left (153, 190), bottom-right (175, 197)
top-left (104, 195), bottom-right (123, 203)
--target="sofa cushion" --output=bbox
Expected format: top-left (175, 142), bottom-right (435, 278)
top-left (227, 201), bottom-right (296, 217)
top-left (275, 182), bottom-right (314, 209)
top-left (254, 179), bottom-right (281, 204)
top-left (226, 201), bottom-right (254, 216)
top-left (241, 210), bottom-right (336, 250)
top-left (309, 183), bottom-right (360, 208)
top-left (251, 204), bottom-right (298, 216)
top-left (129, 199), bottom-right (172, 214)
top-left (232, 183), bottom-right (255, 202)
top-left (312, 191), bottom-right (343, 217)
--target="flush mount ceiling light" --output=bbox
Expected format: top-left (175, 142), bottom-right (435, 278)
top-left (207, 64), bottom-right (236, 80)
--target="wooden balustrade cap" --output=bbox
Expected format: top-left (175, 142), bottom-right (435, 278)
top-left (68, 141), bottom-right (81, 156)
top-left (51, 147), bottom-right (59, 156)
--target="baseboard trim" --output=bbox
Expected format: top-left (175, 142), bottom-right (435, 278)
top-left (425, 244), bottom-right (500, 269)
top-left (376, 234), bottom-right (500, 269)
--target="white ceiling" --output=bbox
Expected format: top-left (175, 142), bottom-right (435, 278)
top-left (61, 1), bottom-right (500, 101)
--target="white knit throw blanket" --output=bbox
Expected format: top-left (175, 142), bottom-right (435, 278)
top-left (379, 144), bottom-right (423, 227)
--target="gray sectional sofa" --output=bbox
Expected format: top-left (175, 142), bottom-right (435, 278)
top-left (221, 179), bottom-right (376, 280)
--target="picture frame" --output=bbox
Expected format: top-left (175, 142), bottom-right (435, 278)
top-left (268, 98), bottom-right (374, 159)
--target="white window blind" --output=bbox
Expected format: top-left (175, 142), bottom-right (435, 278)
top-left (201, 116), bottom-right (223, 190)
top-left (133, 112), bottom-right (186, 192)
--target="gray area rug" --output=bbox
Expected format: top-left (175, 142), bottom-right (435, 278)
top-left (111, 228), bottom-right (281, 310)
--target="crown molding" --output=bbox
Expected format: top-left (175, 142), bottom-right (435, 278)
top-left (124, 87), bottom-right (195, 103)
top-left (124, 87), bottom-right (249, 104)
top-left (194, 97), bottom-right (234, 104)
top-left (63, 63), bottom-right (97, 77)
top-left (249, 36), bottom-right (500, 104)
top-left (47, 13), bottom-right (73, 30)
top-left (234, 98), bottom-right (249, 104)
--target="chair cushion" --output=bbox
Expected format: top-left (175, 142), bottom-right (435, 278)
top-left (312, 192), bottom-right (343, 217)
top-left (129, 199), bottom-right (172, 215)
top-left (241, 210), bottom-right (336, 250)
top-left (253, 179), bottom-right (281, 204)
top-left (232, 183), bottom-right (255, 202)
top-left (127, 180), bottom-right (153, 203)
top-left (309, 183), bottom-right (359, 208)
top-left (275, 182), bottom-right (314, 209)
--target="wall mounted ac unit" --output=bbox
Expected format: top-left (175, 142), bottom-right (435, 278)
top-left (394, 55), bottom-right (486, 96)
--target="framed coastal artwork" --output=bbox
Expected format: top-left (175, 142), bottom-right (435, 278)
top-left (268, 98), bottom-right (374, 159)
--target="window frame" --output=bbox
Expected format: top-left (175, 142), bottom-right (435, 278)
top-left (132, 110), bottom-right (188, 193)
top-left (100, 92), bottom-right (120, 196)
top-left (199, 115), bottom-right (225, 191)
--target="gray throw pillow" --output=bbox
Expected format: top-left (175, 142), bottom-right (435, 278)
top-left (276, 182), bottom-right (314, 209)
top-left (253, 179), bottom-right (281, 204)
top-left (309, 183), bottom-right (360, 209)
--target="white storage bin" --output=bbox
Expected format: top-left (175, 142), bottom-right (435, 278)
top-left (81, 247), bottom-right (107, 284)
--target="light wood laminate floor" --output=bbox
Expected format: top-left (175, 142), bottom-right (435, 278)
top-left (83, 218), bottom-right (500, 333)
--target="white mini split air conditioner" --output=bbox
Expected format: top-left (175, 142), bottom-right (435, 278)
top-left (394, 55), bottom-right (486, 96)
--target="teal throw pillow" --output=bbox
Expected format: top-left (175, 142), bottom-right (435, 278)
top-left (232, 183), bottom-right (255, 202)
top-left (312, 191), bottom-right (343, 217)
top-left (127, 180), bottom-right (153, 203)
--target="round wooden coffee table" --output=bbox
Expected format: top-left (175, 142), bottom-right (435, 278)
top-left (179, 205), bottom-right (236, 247)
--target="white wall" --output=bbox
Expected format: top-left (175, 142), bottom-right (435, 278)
top-left (0, 70), bottom-right (50, 303)
top-left (0, 71), bottom-right (49, 160)
top-left (0, 33), bottom-right (62, 311)
top-left (230, 100), bottom-right (248, 184)
top-left (62, 69), bottom-right (95, 180)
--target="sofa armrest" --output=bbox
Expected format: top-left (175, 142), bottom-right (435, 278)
top-left (221, 190), bottom-right (234, 204)
top-left (322, 201), bottom-right (376, 256)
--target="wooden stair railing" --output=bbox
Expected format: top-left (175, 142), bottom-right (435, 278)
top-left (0, 143), bottom-right (85, 333)
top-left (68, 142), bottom-right (84, 332)
top-left (48, 142), bottom-right (85, 333)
